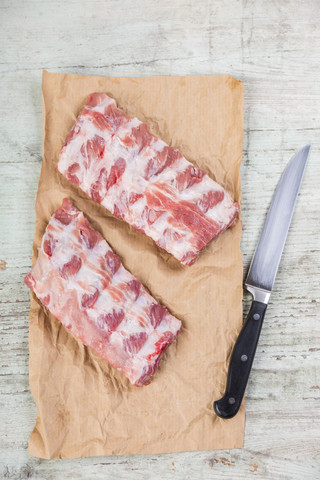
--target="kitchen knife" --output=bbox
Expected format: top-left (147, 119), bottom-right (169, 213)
top-left (214, 145), bottom-right (310, 419)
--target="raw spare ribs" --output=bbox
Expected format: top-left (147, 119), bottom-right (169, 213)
top-left (58, 93), bottom-right (239, 266)
top-left (24, 199), bottom-right (181, 386)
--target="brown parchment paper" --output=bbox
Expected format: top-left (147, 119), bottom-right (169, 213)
top-left (28, 70), bottom-right (244, 459)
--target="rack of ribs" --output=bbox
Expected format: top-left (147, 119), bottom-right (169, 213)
top-left (58, 93), bottom-right (239, 266)
top-left (25, 199), bottom-right (182, 386)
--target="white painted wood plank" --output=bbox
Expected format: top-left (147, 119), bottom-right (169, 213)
top-left (1, 0), bottom-right (319, 478)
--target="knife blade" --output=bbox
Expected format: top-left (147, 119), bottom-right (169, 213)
top-left (214, 145), bottom-right (310, 419)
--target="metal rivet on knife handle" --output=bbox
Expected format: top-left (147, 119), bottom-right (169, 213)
top-left (253, 313), bottom-right (260, 320)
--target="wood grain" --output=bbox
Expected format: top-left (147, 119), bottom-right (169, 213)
top-left (0, 0), bottom-right (319, 478)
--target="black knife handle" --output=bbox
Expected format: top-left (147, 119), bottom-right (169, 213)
top-left (214, 300), bottom-right (267, 419)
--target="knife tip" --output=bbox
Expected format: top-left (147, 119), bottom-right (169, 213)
top-left (303, 144), bottom-right (311, 154)
top-left (296, 145), bottom-right (311, 165)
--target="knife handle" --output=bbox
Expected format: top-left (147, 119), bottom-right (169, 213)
top-left (214, 300), bottom-right (267, 419)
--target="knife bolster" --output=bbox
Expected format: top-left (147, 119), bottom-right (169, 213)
top-left (245, 284), bottom-right (271, 304)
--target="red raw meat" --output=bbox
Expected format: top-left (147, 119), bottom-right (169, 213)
top-left (58, 93), bottom-right (239, 266)
top-left (24, 199), bottom-right (181, 386)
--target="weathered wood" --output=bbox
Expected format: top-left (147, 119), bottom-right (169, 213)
top-left (0, 0), bottom-right (319, 478)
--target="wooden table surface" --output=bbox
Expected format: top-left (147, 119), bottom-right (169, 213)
top-left (1, 1), bottom-right (319, 478)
